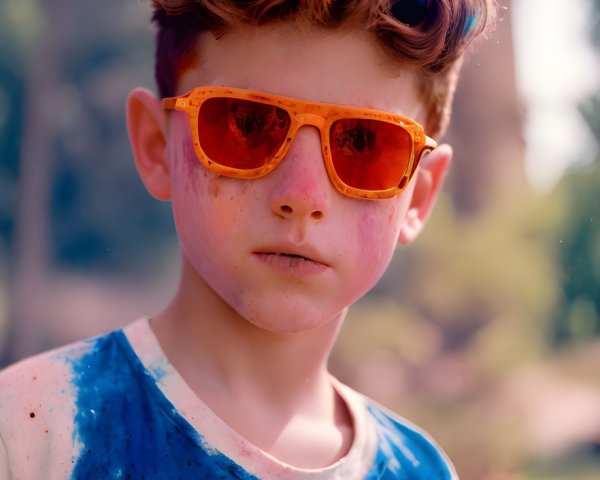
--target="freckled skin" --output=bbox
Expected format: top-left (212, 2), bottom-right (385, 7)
top-left (165, 26), bottom-right (423, 334)
top-left (208, 177), bottom-right (221, 198)
top-left (170, 118), bottom-right (412, 333)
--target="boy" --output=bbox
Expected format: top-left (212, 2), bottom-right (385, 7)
top-left (0, 0), bottom-right (495, 478)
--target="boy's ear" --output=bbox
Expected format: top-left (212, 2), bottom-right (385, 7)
top-left (126, 87), bottom-right (171, 201)
top-left (398, 144), bottom-right (452, 245)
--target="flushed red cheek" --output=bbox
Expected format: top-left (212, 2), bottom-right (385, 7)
top-left (355, 209), bottom-right (399, 270)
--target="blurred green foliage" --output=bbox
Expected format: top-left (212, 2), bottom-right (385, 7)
top-left (526, 443), bottom-right (600, 480)
top-left (0, 0), bottom-right (174, 275)
top-left (0, 0), bottom-right (34, 251)
top-left (550, 96), bottom-right (600, 345)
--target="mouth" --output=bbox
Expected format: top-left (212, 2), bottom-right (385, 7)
top-left (259, 250), bottom-right (326, 264)
top-left (270, 252), bottom-right (309, 260)
top-left (253, 250), bottom-right (329, 274)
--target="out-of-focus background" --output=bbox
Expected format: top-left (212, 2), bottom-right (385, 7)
top-left (0, 0), bottom-right (599, 478)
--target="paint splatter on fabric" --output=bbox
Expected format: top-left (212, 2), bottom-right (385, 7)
top-left (70, 331), bottom-right (259, 479)
top-left (0, 319), bottom-right (456, 479)
top-left (364, 405), bottom-right (453, 479)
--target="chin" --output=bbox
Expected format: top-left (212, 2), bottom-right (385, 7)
top-left (242, 304), bottom-right (344, 335)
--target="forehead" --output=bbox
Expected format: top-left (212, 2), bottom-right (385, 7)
top-left (177, 23), bottom-right (424, 120)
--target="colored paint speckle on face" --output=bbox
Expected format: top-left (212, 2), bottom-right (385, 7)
top-left (69, 331), bottom-right (259, 479)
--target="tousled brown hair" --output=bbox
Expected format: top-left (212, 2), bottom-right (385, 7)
top-left (151, 0), bottom-right (496, 137)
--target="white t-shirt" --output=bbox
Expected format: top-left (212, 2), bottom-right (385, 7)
top-left (0, 318), bottom-right (457, 479)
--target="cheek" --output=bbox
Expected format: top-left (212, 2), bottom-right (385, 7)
top-left (356, 203), bottom-right (402, 261)
top-left (345, 201), bottom-right (405, 292)
top-left (169, 139), bottom-right (224, 250)
top-left (182, 130), bottom-right (200, 172)
top-left (170, 135), bottom-right (264, 301)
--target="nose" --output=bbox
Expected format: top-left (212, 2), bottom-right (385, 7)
top-left (268, 127), bottom-right (331, 221)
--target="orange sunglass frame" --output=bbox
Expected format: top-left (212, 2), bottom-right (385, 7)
top-left (163, 86), bottom-right (437, 200)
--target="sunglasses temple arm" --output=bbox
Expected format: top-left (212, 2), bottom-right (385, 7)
top-left (163, 90), bottom-right (196, 110)
top-left (417, 136), bottom-right (438, 163)
top-left (406, 136), bottom-right (437, 183)
top-left (162, 97), bottom-right (178, 110)
top-left (423, 136), bottom-right (437, 155)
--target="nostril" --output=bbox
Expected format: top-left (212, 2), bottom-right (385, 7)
top-left (277, 204), bottom-right (324, 220)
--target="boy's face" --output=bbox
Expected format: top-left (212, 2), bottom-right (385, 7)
top-left (130, 23), bottom-right (450, 334)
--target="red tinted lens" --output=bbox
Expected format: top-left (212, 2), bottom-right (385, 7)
top-left (329, 119), bottom-right (413, 190)
top-left (198, 97), bottom-right (291, 169)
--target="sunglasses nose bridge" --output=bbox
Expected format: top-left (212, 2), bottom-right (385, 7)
top-left (293, 112), bottom-right (328, 142)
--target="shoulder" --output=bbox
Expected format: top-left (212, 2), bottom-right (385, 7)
top-left (0, 340), bottom-right (89, 426)
top-left (333, 379), bottom-right (457, 480)
top-left (0, 329), bottom-right (133, 423)
top-left (0, 332), bottom-right (122, 479)
top-left (364, 400), bottom-right (458, 480)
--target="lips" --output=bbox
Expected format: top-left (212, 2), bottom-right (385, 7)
top-left (266, 252), bottom-right (312, 261)
top-left (253, 248), bottom-right (329, 275)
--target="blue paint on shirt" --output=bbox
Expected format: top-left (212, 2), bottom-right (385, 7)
top-left (365, 405), bottom-right (453, 479)
top-left (69, 331), bottom-right (259, 480)
top-left (68, 329), bottom-right (453, 479)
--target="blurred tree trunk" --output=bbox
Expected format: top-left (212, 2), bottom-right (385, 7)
top-left (446, 0), bottom-right (526, 216)
top-left (3, 0), bottom-right (70, 363)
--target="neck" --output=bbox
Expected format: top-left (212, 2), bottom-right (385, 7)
top-left (151, 254), bottom-right (354, 467)
top-left (151, 254), bottom-right (346, 413)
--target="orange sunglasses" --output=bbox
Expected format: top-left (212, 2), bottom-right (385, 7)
top-left (163, 86), bottom-right (437, 200)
